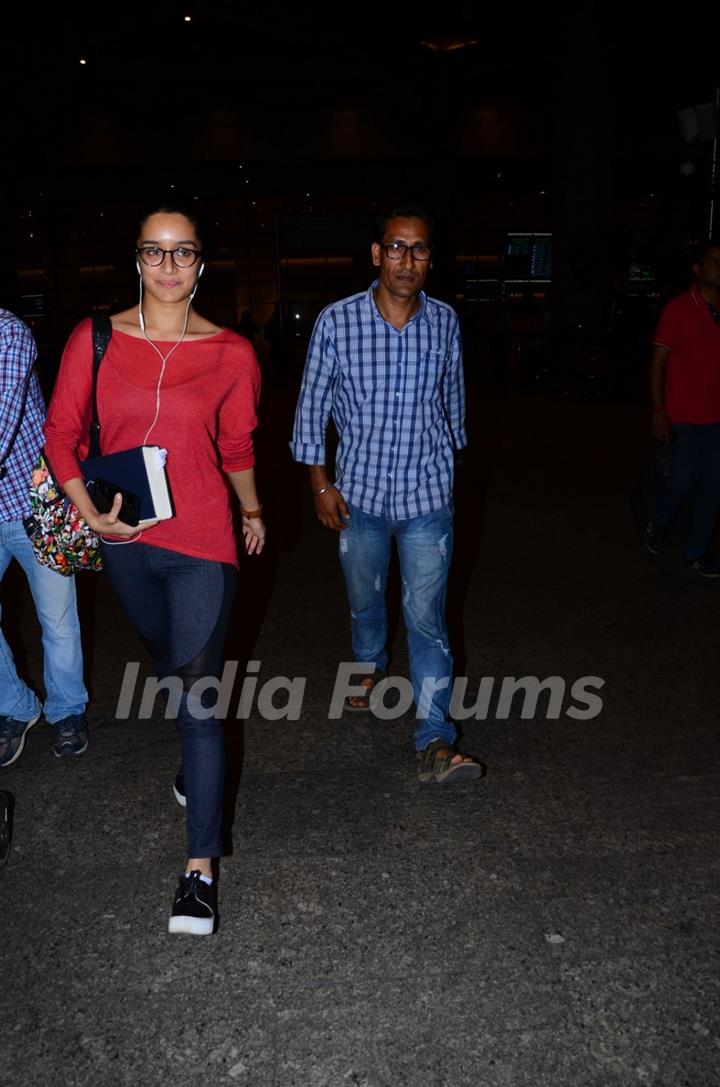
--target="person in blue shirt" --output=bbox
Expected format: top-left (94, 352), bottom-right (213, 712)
top-left (292, 206), bottom-right (481, 784)
top-left (0, 309), bottom-right (88, 768)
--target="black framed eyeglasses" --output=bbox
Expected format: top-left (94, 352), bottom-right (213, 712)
top-left (380, 242), bottom-right (433, 261)
top-left (136, 246), bottom-right (203, 268)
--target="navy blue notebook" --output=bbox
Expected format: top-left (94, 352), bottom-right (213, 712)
top-left (80, 445), bottom-right (173, 523)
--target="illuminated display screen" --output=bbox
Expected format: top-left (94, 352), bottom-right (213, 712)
top-left (506, 233), bottom-right (552, 280)
top-left (21, 294), bottom-right (46, 317)
top-left (627, 263), bottom-right (655, 283)
top-left (464, 278), bottom-right (501, 301)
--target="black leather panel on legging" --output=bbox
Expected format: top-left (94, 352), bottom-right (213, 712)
top-left (174, 563), bottom-right (238, 693)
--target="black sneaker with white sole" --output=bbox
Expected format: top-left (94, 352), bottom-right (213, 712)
top-left (688, 556), bottom-right (720, 578)
top-left (0, 713), bottom-right (41, 768)
top-left (173, 769), bottom-right (186, 807)
top-left (168, 870), bottom-right (216, 935)
top-left (52, 714), bottom-right (88, 758)
top-left (644, 521), bottom-right (667, 555)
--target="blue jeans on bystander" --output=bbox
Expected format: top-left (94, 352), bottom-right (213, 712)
top-left (0, 520), bottom-right (87, 723)
top-left (338, 503), bottom-right (456, 751)
top-left (652, 422), bottom-right (720, 561)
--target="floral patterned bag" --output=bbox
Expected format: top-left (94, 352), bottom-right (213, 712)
top-left (24, 455), bottom-right (103, 575)
top-left (23, 316), bottom-right (112, 576)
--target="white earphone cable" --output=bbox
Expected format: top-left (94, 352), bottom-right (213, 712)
top-left (139, 282), bottom-right (193, 445)
top-left (103, 273), bottom-right (194, 547)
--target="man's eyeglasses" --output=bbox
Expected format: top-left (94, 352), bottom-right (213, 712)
top-left (136, 246), bottom-right (203, 268)
top-left (380, 242), bottom-right (433, 261)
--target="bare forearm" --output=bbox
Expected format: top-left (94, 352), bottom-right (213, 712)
top-left (650, 346), bottom-right (668, 411)
top-left (228, 467), bottom-right (266, 554)
top-left (228, 467), bottom-right (261, 512)
top-left (307, 463), bottom-right (348, 530)
top-left (649, 346), bottom-right (671, 440)
top-left (62, 476), bottom-right (100, 522)
top-left (308, 464), bottom-right (331, 494)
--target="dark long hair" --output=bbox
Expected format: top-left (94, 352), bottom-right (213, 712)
top-left (136, 200), bottom-right (207, 251)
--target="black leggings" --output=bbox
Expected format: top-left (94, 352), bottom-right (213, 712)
top-left (101, 541), bottom-right (237, 857)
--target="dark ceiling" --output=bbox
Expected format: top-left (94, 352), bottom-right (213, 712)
top-left (6, 1), bottom-right (720, 204)
top-left (13, 2), bottom-right (720, 117)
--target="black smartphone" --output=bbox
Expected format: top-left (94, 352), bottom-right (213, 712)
top-left (92, 478), bottom-right (140, 526)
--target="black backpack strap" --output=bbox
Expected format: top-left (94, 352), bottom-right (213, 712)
top-left (88, 315), bottom-right (112, 459)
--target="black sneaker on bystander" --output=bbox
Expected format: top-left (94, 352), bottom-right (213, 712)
top-left (52, 714), bottom-right (88, 758)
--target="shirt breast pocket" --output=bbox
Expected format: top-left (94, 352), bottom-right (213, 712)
top-left (417, 350), bottom-right (446, 402)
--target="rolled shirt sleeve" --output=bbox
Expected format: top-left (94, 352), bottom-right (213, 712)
top-left (443, 318), bottom-right (467, 451)
top-left (290, 311), bottom-right (335, 465)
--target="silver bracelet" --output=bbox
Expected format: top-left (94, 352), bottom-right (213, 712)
top-left (312, 482), bottom-right (336, 496)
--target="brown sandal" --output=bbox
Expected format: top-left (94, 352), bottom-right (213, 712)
top-left (417, 739), bottom-right (483, 784)
top-left (343, 670), bottom-right (386, 714)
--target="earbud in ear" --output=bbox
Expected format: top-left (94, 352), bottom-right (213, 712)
top-left (189, 263), bottom-right (205, 300)
top-left (135, 260), bottom-right (142, 275)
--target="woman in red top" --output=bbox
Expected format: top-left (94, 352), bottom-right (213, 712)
top-left (45, 204), bottom-right (266, 935)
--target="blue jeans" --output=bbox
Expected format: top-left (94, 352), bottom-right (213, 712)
top-left (101, 542), bottom-right (237, 859)
top-left (0, 520), bottom-right (87, 723)
top-left (338, 504), bottom-right (456, 751)
top-left (653, 422), bottom-right (720, 560)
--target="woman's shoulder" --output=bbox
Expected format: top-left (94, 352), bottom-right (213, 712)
top-left (214, 326), bottom-right (258, 356)
top-left (212, 329), bottom-right (261, 389)
top-left (214, 326), bottom-right (245, 345)
top-left (63, 316), bottom-right (94, 353)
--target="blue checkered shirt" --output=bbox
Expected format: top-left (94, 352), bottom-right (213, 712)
top-left (291, 283), bottom-right (466, 520)
top-left (0, 310), bottom-right (45, 522)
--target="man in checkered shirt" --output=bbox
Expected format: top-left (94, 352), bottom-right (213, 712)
top-left (292, 206), bottom-right (482, 785)
top-left (0, 308), bottom-right (88, 767)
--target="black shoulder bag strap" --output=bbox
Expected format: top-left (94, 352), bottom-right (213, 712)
top-left (88, 315), bottom-right (112, 459)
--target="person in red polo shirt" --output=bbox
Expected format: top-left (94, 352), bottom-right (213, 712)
top-left (646, 241), bottom-right (720, 576)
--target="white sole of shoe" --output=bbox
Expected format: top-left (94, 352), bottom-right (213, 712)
top-left (173, 783), bottom-right (187, 807)
top-left (0, 713), bottom-right (41, 768)
top-left (168, 915), bottom-right (214, 935)
top-left (53, 738), bottom-right (88, 759)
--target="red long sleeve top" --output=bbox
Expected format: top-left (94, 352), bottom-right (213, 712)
top-left (44, 320), bottom-right (260, 566)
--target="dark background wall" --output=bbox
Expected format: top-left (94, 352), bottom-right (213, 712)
top-left (5, 1), bottom-right (720, 377)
